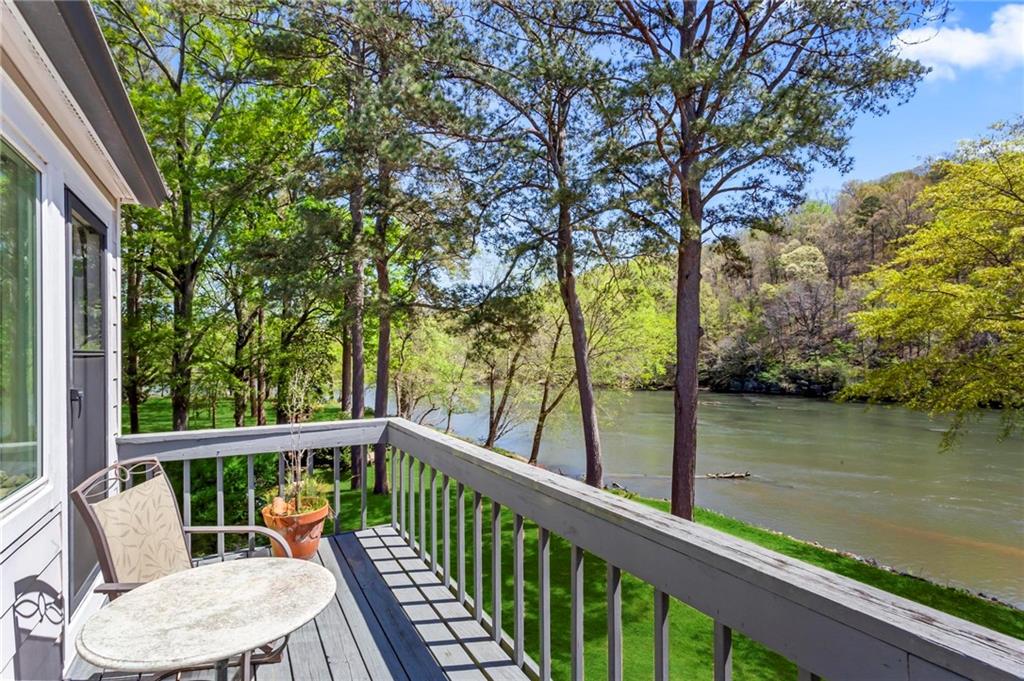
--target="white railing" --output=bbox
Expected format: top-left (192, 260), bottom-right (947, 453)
top-left (117, 418), bottom-right (1023, 681)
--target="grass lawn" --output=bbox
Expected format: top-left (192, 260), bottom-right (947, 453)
top-left (125, 396), bottom-right (348, 432)
top-left (128, 398), bottom-right (1023, 680)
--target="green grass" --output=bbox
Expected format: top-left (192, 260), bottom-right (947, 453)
top-left (124, 396), bottom-right (348, 433)
top-left (130, 397), bottom-right (1023, 680)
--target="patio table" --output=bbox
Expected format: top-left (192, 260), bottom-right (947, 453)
top-left (76, 557), bottom-right (336, 681)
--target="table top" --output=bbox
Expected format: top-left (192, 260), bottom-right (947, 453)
top-left (76, 558), bottom-right (336, 673)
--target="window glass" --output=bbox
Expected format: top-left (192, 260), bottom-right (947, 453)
top-left (0, 139), bottom-right (40, 503)
top-left (71, 215), bottom-right (104, 351)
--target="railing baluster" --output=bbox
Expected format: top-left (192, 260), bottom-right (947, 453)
top-left (714, 621), bottom-right (733, 681)
top-left (608, 564), bottom-right (622, 681)
top-left (216, 456), bottom-right (225, 560)
top-left (491, 500), bottom-right (502, 644)
top-left (797, 669), bottom-right (821, 681)
top-left (654, 589), bottom-right (669, 681)
top-left (430, 467), bottom-right (438, 572)
top-left (247, 455), bottom-right (255, 553)
top-left (390, 447), bottom-right (397, 530)
top-left (513, 513), bottom-right (525, 667)
top-left (418, 461), bottom-right (426, 561)
top-left (473, 490), bottom-right (483, 623)
top-left (408, 454), bottom-right (416, 550)
top-left (571, 544), bottom-right (583, 681)
top-left (334, 446), bottom-right (341, 535)
top-left (538, 527), bottom-right (551, 681)
top-left (442, 474), bottom-right (451, 587)
top-left (359, 444), bottom-right (367, 530)
top-left (399, 451), bottom-right (406, 541)
top-left (457, 482), bottom-right (466, 604)
top-left (183, 460), bottom-right (192, 556)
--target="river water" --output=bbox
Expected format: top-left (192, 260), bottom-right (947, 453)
top-left (431, 391), bottom-right (1023, 607)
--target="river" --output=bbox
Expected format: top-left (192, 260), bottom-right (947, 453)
top-left (427, 391), bottom-right (1023, 607)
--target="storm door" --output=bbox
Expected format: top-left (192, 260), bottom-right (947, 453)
top-left (66, 192), bottom-right (108, 611)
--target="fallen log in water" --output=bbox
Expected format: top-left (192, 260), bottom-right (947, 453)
top-left (701, 471), bottom-right (751, 479)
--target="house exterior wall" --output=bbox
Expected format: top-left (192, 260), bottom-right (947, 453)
top-left (1, 3), bottom-right (128, 677)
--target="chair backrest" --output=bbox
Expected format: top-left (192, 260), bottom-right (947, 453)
top-left (70, 458), bottom-right (192, 586)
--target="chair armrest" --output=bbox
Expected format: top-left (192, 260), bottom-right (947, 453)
top-left (95, 582), bottom-right (144, 598)
top-left (183, 525), bottom-right (293, 558)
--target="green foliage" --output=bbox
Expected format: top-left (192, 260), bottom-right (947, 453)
top-left (779, 243), bottom-right (829, 282)
top-left (391, 313), bottom-right (477, 424)
top-left (847, 123), bottom-right (1024, 440)
top-left (99, 0), bottom-right (322, 428)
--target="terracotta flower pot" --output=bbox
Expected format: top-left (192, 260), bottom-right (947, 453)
top-left (261, 502), bottom-right (330, 560)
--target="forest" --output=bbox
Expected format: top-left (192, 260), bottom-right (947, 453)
top-left (101, 0), bottom-right (1023, 520)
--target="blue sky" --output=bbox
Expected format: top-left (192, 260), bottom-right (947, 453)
top-left (807, 1), bottom-right (1024, 198)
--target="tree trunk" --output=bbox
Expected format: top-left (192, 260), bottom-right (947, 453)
top-left (529, 320), bottom-right (566, 465)
top-left (169, 134), bottom-right (194, 432)
top-left (169, 275), bottom-right (194, 431)
top-left (348, 36), bottom-right (367, 490)
top-left (341, 324), bottom-right (352, 412)
top-left (249, 369), bottom-right (257, 419)
top-left (255, 306), bottom-right (267, 426)
top-left (528, 409), bottom-right (548, 465)
top-left (275, 358), bottom-right (291, 425)
top-left (231, 295), bottom-right (250, 428)
top-left (349, 181), bottom-right (366, 490)
top-left (124, 233), bottom-right (143, 434)
top-left (484, 349), bottom-right (522, 449)
top-left (484, 367), bottom-right (498, 447)
top-left (555, 198), bottom-right (602, 487)
top-left (231, 364), bottom-right (246, 427)
top-left (372, 213), bottom-right (391, 495)
top-left (671, 198), bottom-right (703, 520)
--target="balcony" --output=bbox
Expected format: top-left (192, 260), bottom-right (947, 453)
top-left (68, 418), bottom-right (1021, 681)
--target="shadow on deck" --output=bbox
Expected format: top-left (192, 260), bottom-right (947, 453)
top-left (67, 528), bottom-right (526, 681)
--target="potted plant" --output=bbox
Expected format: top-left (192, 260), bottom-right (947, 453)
top-left (261, 372), bottom-right (331, 560)
top-left (261, 462), bottom-right (330, 560)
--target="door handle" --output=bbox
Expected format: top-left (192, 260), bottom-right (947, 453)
top-left (70, 388), bottom-right (84, 418)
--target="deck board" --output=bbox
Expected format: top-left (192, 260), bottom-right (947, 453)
top-left (371, 528), bottom-right (528, 681)
top-left (314, 543), bottom-right (408, 681)
top-left (334, 532), bottom-right (449, 681)
top-left (67, 528), bottom-right (524, 681)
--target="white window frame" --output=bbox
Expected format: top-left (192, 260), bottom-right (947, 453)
top-left (0, 129), bottom-right (46, 514)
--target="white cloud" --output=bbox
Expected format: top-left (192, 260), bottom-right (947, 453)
top-left (897, 4), bottom-right (1024, 80)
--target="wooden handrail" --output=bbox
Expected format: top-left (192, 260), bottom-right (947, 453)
top-left (115, 417), bottom-right (1024, 681)
top-left (116, 418), bottom-right (389, 460)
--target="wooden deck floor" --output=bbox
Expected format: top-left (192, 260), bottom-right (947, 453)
top-left (67, 527), bottom-right (527, 681)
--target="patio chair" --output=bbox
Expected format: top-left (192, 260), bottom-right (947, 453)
top-left (71, 457), bottom-right (292, 681)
